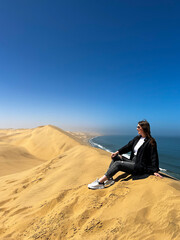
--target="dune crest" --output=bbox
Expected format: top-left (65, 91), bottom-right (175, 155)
top-left (0, 125), bottom-right (80, 176)
top-left (0, 126), bottom-right (179, 240)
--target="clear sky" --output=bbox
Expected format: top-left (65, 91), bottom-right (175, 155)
top-left (0, 0), bottom-right (180, 136)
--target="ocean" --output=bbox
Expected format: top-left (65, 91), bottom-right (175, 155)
top-left (89, 135), bottom-right (180, 180)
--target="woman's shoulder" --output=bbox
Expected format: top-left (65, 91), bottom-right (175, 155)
top-left (147, 136), bottom-right (157, 147)
top-left (133, 135), bottom-right (141, 141)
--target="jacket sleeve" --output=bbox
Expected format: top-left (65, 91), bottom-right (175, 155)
top-left (149, 142), bottom-right (160, 173)
top-left (118, 136), bottom-right (137, 155)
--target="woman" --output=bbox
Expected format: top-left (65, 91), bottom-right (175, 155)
top-left (88, 120), bottom-right (162, 190)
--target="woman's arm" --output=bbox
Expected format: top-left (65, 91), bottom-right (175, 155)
top-left (118, 136), bottom-right (138, 155)
top-left (150, 142), bottom-right (159, 172)
top-left (150, 142), bottom-right (163, 178)
top-left (111, 151), bottom-right (119, 158)
top-left (110, 137), bottom-right (138, 159)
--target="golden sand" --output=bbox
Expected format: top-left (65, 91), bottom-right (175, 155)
top-left (0, 125), bottom-right (179, 240)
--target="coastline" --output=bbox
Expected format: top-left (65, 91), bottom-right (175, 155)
top-left (66, 131), bottom-right (101, 146)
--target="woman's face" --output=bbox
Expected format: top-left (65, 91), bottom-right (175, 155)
top-left (137, 124), bottom-right (145, 136)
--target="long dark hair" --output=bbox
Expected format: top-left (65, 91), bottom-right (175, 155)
top-left (138, 120), bottom-right (156, 146)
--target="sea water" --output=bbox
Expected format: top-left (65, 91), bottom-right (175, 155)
top-left (89, 135), bottom-right (180, 180)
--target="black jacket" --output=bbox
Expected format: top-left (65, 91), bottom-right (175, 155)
top-left (118, 135), bottom-right (160, 175)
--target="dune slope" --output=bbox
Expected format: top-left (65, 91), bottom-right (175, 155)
top-left (0, 125), bottom-right (80, 176)
top-left (0, 125), bottom-right (179, 240)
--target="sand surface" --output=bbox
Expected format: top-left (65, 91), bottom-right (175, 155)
top-left (0, 125), bottom-right (179, 240)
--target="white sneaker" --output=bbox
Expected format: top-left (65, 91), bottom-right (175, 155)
top-left (88, 179), bottom-right (104, 189)
top-left (104, 178), bottom-right (115, 186)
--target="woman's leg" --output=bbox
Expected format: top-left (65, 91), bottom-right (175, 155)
top-left (98, 175), bottom-right (108, 183)
top-left (98, 155), bottom-right (123, 183)
top-left (108, 154), bottom-right (122, 169)
top-left (105, 160), bottom-right (135, 179)
top-left (99, 159), bottom-right (135, 183)
top-left (88, 155), bottom-right (135, 189)
top-left (107, 155), bottom-right (132, 175)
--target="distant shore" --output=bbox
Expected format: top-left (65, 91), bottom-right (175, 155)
top-left (66, 131), bottom-right (101, 145)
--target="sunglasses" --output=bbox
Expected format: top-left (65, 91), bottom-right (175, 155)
top-left (137, 126), bottom-right (141, 129)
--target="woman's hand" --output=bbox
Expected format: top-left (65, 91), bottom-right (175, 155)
top-left (154, 172), bottom-right (163, 178)
top-left (111, 151), bottom-right (119, 158)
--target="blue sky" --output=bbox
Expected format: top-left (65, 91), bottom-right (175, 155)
top-left (0, 0), bottom-right (180, 135)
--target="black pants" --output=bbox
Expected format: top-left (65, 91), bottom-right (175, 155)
top-left (105, 155), bottom-right (136, 179)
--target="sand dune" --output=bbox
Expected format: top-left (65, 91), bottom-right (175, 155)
top-left (0, 125), bottom-right (179, 240)
top-left (0, 125), bottom-right (80, 163)
top-left (0, 143), bottom-right (44, 177)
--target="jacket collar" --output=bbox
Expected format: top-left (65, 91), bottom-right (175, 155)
top-left (140, 135), bottom-right (149, 142)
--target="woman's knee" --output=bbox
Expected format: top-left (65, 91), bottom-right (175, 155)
top-left (112, 155), bottom-right (121, 161)
top-left (114, 161), bottom-right (121, 166)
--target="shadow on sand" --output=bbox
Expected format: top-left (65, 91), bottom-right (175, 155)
top-left (114, 171), bottom-right (179, 182)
